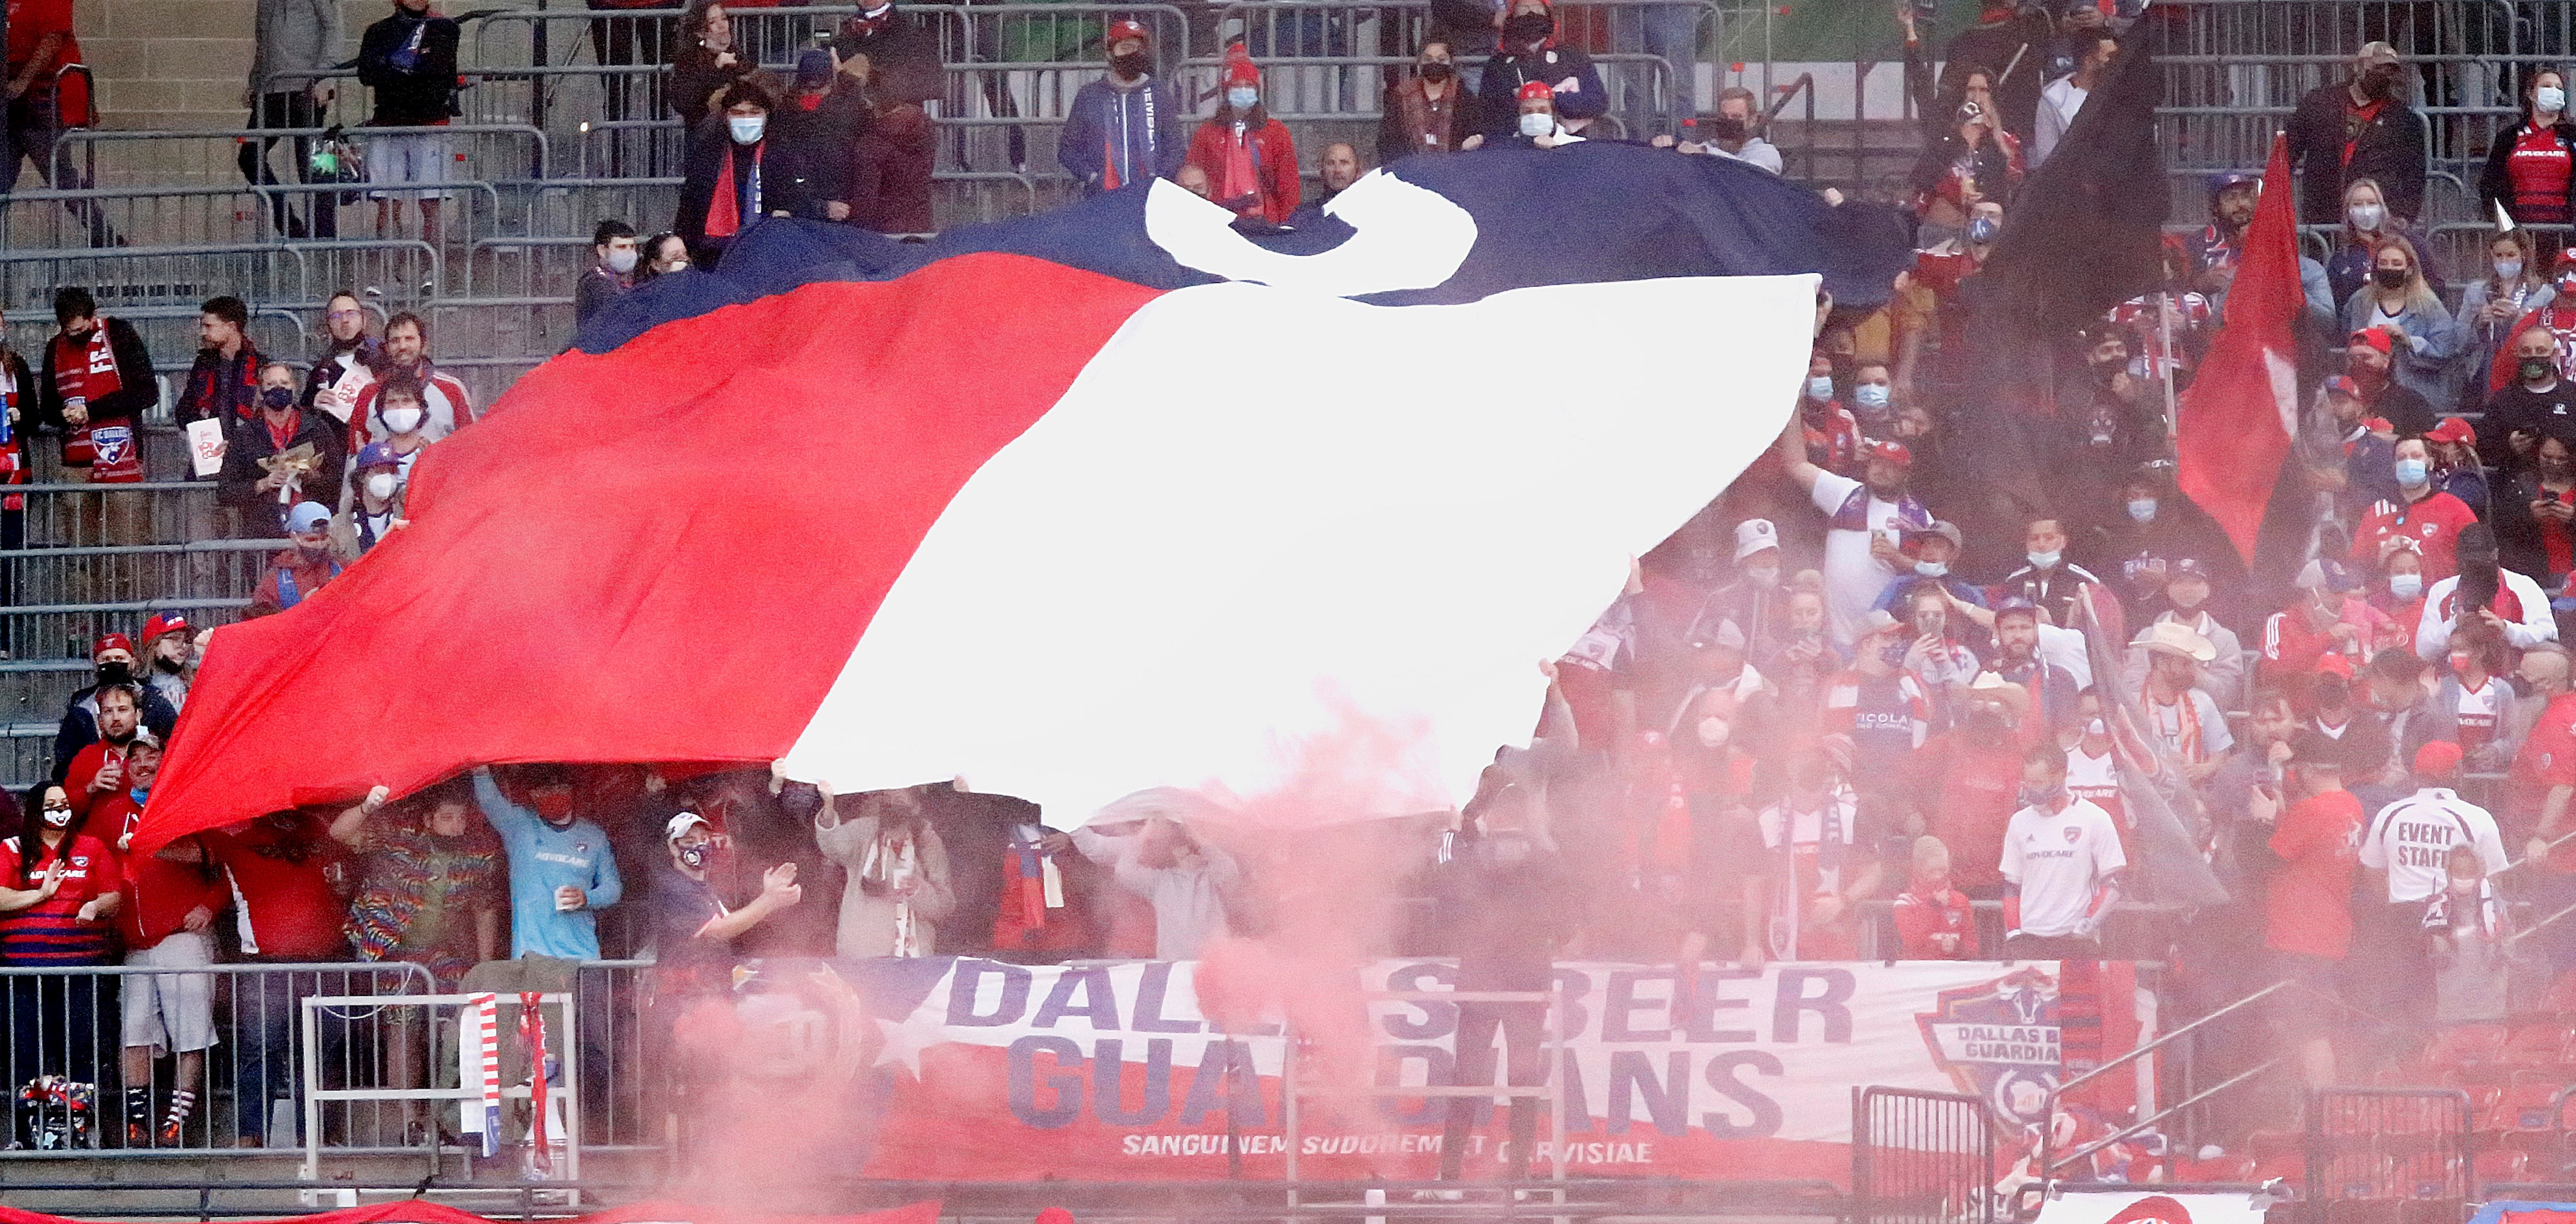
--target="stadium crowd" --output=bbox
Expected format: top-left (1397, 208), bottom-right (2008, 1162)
top-left (7, 0), bottom-right (2576, 1186)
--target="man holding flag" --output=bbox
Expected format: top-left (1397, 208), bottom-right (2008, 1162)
top-left (2177, 133), bottom-right (2304, 583)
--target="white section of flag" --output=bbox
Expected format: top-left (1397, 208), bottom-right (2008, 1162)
top-left (779, 274), bottom-right (1815, 819)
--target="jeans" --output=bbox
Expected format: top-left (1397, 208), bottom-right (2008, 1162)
top-left (1612, 1), bottom-right (1703, 141)
top-left (238, 91), bottom-right (337, 239)
top-left (1440, 999), bottom-right (1545, 1180)
top-left (231, 967), bottom-right (364, 1144)
top-left (3, 94), bottom-right (115, 246)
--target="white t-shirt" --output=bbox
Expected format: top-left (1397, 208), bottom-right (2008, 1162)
top-left (2140, 687), bottom-right (2234, 764)
top-left (1810, 471), bottom-right (1906, 647)
top-left (2452, 677), bottom-right (2511, 752)
top-left (2000, 798), bottom-right (2126, 938)
top-left (1757, 790), bottom-right (1859, 959)
top-left (2359, 787), bottom-right (2510, 903)
top-left (2064, 744), bottom-right (2123, 825)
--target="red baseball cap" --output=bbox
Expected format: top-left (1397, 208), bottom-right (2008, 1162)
top-left (2315, 652), bottom-right (2356, 679)
top-left (141, 612), bottom-right (191, 643)
top-left (2412, 739), bottom-right (2463, 780)
top-left (1105, 18), bottom-right (1150, 47)
top-left (1517, 79), bottom-right (1556, 102)
top-left (93, 633), bottom-right (135, 659)
top-left (1865, 438), bottom-right (1914, 468)
top-left (2426, 416), bottom-right (2477, 446)
top-left (2349, 328), bottom-right (2394, 355)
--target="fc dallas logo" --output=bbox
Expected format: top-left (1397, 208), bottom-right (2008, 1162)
top-left (2064, 826), bottom-right (2082, 843)
top-left (2103, 1195), bottom-right (2197, 1224)
top-left (1915, 966), bottom-right (2063, 1128)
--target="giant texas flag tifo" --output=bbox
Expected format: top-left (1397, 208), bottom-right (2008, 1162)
top-left (139, 143), bottom-right (1910, 849)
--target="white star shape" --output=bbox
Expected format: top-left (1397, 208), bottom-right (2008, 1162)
top-left (872, 997), bottom-right (950, 1079)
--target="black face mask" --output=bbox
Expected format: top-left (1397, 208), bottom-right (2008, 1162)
top-left (2523, 357), bottom-right (2556, 383)
top-left (1706, 115), bottom-right (1749, 142)
top-left (153, 654), bottom-right (183, 674)
top-left (2092, 355), bottom-right (2126, 381)
top-left (1504, 12), bottom-right (1552, 44)
top-left (260, 385), bottom-right (296, 411)
top-left (1109, 50), bottom-right (1151, 77)
top-left (1418, 61), bottom-right (1453, 81)
top-left (96, 662), bottom-right (133, 686)
top-left (2372, 267), bottom-right (2410, 290)
top-left (2361, 68), bottom-right (2400, 100)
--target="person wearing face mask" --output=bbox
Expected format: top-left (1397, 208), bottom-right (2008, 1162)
top-left (1, 780), bottom-right (124, 1137)
top-left (1891, 835), bottom-right (1979, 959)
top-left (1848, 360), bottom-right (1896, 433)
top-left (2087, 467), bottom-right (2243, 626)
top-left (2312, 374), bottom-right (2404, 524)
top-left (1874, 520), bottom-right (1989, 622)
top-left (219, 362), bottom-right (349, 537)
top-left (2500, 431), bottom-right (2576, 584)
top-left (1920, 0), bottom-right (2044, 145)
top-left (2415, 521), bottom-right (2558, 660)
top-left (2253, 730), bottom-right (2365, 1088)
top-left (35, 286), bottom-right (156, 489)
top-left (245, 501), bottom-right (345, 617)
top-left (2482, 69), bottom-right (2576, 227)
top-left (2286, 42), bottom-right (2425, 228)
top-left (575, 220), bottom-right (640, 326)
top-left (1826, 609), bottom-right (1934, 787)
top-left (1798, 351), bottom-right (1863, 474)
top-left (2117, 558), bottom-right (2248, 711)
top-left (50, 636), bottom-right (177, 783)
top-left (2370, 539), bottom-right (2430, 654)
top-left (1060, 20), bottom-right (1186, 196)
top-left (472, 765), bottom-right (625, 961)
top-left (677, 76), bottom-right (784, 263)
top-left (2458, 232), bottom-right (2553, 388)
top-left (344, 313), bottom-right (475, 446)
top-left (654, 809), bottom-right (799, 987)
top-left (1184, 46), bottom-right (1300, 226)
top-left (1909, 87), bottom-right (2025, 223)
top-left (1705, 519), bottom-right (1796, 660)
top-left (355, 0), bottom-right (463, 248)
top-left (366, 376), bottom-right (440, 482)
top-left (2351, 437), bottom-right (2479, 581)
top-left (637, 231), bottom-right (693, 284)
top-left (2483, 325), bottom-right (2576, 472)
top-left (1380, 38), bottom-right (1484, 162)
top-left (2427, 624), bottom-right (2521, 775)
top-left (1476, 0), bottom-right (1605, 141)
top-left (2323, 179), bottom-right (2440, 312)
top-left (1995, 516), bottom-right (2109, 631)
top-left (1498, 79), bottom-right (1582, 148)
top-left (2340, 241), bottom-right (2461, 414)
top-left (330, 443), bottom-right (408, 561)
top-left (831, 0), bottom-right (941, 108)
top-left (2336, 327), bottom-right (2437, 443)
top-left (2259, 559), bottom-right (2372, 697)
top-left (1904, 673), bottom-right (2033, 900)
top-left (1999, 741), bottom-right (2125, 957)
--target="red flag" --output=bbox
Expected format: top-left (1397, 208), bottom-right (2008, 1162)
top-left (2175, 132), bottom-right (2302, 566)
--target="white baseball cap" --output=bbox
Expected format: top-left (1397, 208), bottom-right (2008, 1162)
top-left (1734, 518), bottom-right (1780, 561)
top-left (665, 811), bottom-right (715, 843)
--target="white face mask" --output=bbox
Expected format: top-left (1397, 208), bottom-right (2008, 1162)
top-left (1696, 716), bottom-right (1730, 749)
top-left (1519, 111), bottom-right (1554, 138)
top-left (606, 247), bottom-right (639, 274)
top-left (2347, 201), bottom-right (2385, 231)
top-left (1744, 563), bottom-right (1781, 588)
top-left (382, 405), bottom-right (424, 435)
top-left (2542, 85), bottom-right (2568, 113)
top-left (1805, 375), bottom-right (1835, 401)
top-left (1226, 87), bottom-right (1259, 111)
top-left (728, 113), bottom-right (767, 144)
top-left (1917, 561), bottom-right (1949, 578)
top-left (2389, 571), bottom-right (2423, 600)
top-left (2128, 498), bottom-right (2157, 523)
top-left (2497, 258), bottom-right (2525, 282)
top-left (365, 472), bottom-right (398, 501)
top-left (2028, 548), bottom-right (2061, 569)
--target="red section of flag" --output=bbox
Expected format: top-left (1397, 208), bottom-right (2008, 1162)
top-left (140, 255), bottom-right (1163, 854)
top-left (2175, 132), bottom-right (2300, 566)
top-left (0, 1201), bottom-right (944, 1224)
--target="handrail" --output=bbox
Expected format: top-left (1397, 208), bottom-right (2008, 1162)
top-left (55, 123), bottom-right (552, 181)
top-left (1763, 71), bottom-right (1814, 125)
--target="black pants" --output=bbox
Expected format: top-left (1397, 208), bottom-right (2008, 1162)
top-left (589, 12), bottom-right (673, 175)
top-left (1441, 1000), bottom-right (1545, 1180)
top-left (238, 91), bottom-right (337, 239)
top-left (3, 95), bottom-right (115, 246)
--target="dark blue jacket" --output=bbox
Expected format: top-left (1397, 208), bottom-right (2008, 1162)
top-left (1058, 77), bottom-right (1186, 194)
top-left (1477, 44), bottom-right (1607, 141)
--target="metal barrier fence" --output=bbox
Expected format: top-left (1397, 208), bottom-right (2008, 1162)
top-left (0, 538), bottom-right (283, 613)
top-left (0, 241), bottom-right (442, 319)
top-left (1850, 1086), bottom-right (1993, 1224)
top-left (0, 959), bottom-right (660, 1159)
top-left (2, 182), bottom-right (508, 255)
top-left (0, 962), bottom-right (432, 1155)
top-left (2309, 1087), bottom-right (2476, 1206)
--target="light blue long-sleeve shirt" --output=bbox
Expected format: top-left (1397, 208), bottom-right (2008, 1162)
top-left (473, 768), bottom-right (623, 959)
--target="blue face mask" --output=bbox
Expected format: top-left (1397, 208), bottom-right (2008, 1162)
top-left (1852, 383), bottom-right (1891, 412)
top-left (130, 787), bottom-right (150, 808)
top-left (2128, 498), bottom-right (2157, 523)
top-left (1226, 87), bottom-right (1259, 111)
top-left (2396, 457), bottom-right (2430, 487)
top-left (1966, 216), bottom-right (1999, 244)
top-left (1806, 375), bottom-right (1835, 401)
top-left (2028, 548), bottom-right (2061, 569)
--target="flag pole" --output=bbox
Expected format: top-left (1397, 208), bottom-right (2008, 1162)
top-left (2158, 289), bottom-right (2179, 439)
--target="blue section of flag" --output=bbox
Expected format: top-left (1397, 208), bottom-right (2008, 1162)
top-left (577, 143), bottom-right (1907, 355)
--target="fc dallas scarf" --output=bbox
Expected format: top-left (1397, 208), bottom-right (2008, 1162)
top-left (53, 327), bottom-right (122, 405)
top-left (706, 142), bottom-right (764, 239)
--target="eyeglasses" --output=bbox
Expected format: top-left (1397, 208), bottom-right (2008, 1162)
top-left (327, 309), bottom-right (364, 321)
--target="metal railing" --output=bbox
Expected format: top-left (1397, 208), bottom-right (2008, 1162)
top-left (1852, 1086), bottom-right (1992, 1224)
top-left (0, 240), bottom-right (444, 317)
top-left (0, 538), bottom-right (285, 613)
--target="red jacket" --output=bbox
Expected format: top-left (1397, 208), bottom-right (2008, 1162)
top-left (1187, 115), bottom-right (1300, 226)
top-left (2351, 488), bottom-right (2478, 579)
top-left (62, 739), bottom-right (130, 821)
top-left (1893, 882), bottom-right (1981, 958)
top-left (246, 549), bottom-right (342, 617)
top-left (93, 793), bottom-right (228, 948)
